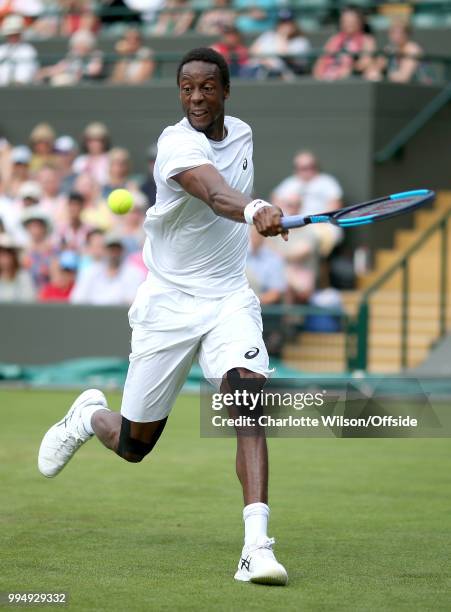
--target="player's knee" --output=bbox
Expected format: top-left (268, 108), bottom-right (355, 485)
top-left (223, 368), bottom-right (266, 393)
top-left (116, 417), bottom-right (166, 463)
top-left (120, 450), bottom-right (147, 463)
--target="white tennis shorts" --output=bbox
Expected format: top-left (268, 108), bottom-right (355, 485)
top-left (120, 282), bottom-right (270, 422)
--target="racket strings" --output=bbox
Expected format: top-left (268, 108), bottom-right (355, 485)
top-left (337, 197), bottom-right (418, 220)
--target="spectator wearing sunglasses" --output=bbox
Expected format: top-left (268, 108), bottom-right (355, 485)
top-left (272, 151), bottom-right (343, 256)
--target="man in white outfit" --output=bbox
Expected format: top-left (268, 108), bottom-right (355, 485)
top-left (38, 47), bottom-right (289, 586)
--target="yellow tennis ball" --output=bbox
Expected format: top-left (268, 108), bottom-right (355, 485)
top-left (107, 189), bottom-right (133, 215)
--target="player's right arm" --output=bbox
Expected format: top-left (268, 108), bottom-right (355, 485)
top-left (173, 163), bottom-right (287, 239)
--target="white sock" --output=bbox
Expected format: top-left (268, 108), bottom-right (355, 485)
top-left (243, 502), bottom-right (270, 546)
top-left (81, 403), bottom-right (109, 436)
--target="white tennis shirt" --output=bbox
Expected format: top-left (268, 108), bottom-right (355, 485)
top-left (143, 115), bottom-right (254, 297)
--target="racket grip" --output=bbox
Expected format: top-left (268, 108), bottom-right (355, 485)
top-left (281, 215), bottom-right (307, 230)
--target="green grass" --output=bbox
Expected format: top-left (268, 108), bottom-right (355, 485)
top-left (1, 389), bottom-right (450, 611)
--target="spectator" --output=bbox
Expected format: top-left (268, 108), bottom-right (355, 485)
top-left (78, 227), bottom-right (105, 271)
top-left (2, 145), bottom-right (31, 199)
top-left (54, 135), bottom-right (79, 192)
top-left (73, 172), bottom-right (113, 230)
top-left (0, 14), bottom-right (39, 86)
top-left (110, 28), bottom-right (155, 84)
top-left (153, 0), bottom-right (194, 35)
top-left (29, 123), bottom-right (57, 172)
top-left (70, 233), bottom-right (144, 305)
top-left (99, 0), bottom-right (142, 26)
top-left (211, 25), bottom-right (250, 78)
top-left (196, 0), bottom-right (236, 36)
top-left (102, 147), bottom-right (136, 198)
top-left (56, 191), bottom-right (92, 251)
top-left (139, 143), bottom-right (157, 208)
top-left (60, 0), bottom-right (100, 36)
top-left (122, 0), bottom-right (164, 25)
top-left (365, 21), bottom-right (423, 84)
top-left (115, 190), bottom-right (146, 254)
top-left (73, 122), bottom-right (110, 186)
top-left (249, 9), bottom-right (311, 78)
top-left (39, 250), bottom-right (78, 302)
top-left (37, 164), bottom-right (66, 227)
top-left (246, 226), bottom-right (286, 305)
top-left (233, 0), bottom-right (277, 34)
top-left (313, 6), bottom-right (375, 81)
top-left (0, 233), bottom-right (35, 302)
top-left (247, 225), bottom-right (287, 356)
top-left (269, 192), bottom-right (319, 304)
top-left (5, 180), bottom-right (42, 244)
top-left (21, 207), bottom-right (56, 290)
top-left (36, 30), bottom-right (104, 86)
top-left (273, 150), bottom-right (343, 256)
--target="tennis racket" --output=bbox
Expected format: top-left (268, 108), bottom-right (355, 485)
top-left (280, 189), bottom-right (435, 230)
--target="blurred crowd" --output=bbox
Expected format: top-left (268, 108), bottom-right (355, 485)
top-left (0, 4), bottom-right (429, 86)
top-left (0, 121), bottom-right (156, 305)
top-left (0, 120), bottom-right (346, 339)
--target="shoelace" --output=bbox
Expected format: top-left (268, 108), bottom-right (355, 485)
top-left (247, 537), bottom-right (276, 555)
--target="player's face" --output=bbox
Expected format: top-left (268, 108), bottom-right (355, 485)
top-left (179, 61), bottom-right (229, 139)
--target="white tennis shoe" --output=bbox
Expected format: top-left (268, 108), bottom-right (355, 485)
top-left (234, 537), bottom-right (288, 586)
top-left (38, 389), bottom-right (106, 478)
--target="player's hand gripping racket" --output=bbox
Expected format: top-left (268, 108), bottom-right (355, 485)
top-left (280, 189), bottom-right (435, 230)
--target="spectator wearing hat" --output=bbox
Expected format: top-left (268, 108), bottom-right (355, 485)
top-left (55, 135), bottom-right (79, 193)
top-left (0, 14), bottom-right (39, 85)
top-left (102, 147), bottom-right (138, 199)
top-left (71, 233), bottom-right (144, 305)
top-left (211, 26), bottom-right (250, 78)
top-left (196, 0), bottom-right (236, 36)
top-left (139, 144), bottom-right (157, 209)
top-left (39, 250), bottom-right (78, 302)
top-left (0, 233), bottom-right (35, 302)
top-left (1, 180), bottom-right (42, 244)
top-left (73, 122), bottom-right (110, 187)
top-left (56, 191), bottom-right (93, 252)
top-left (1, 145), bottom-right (31, 199)
top-left (29, 123), bottom-right (57, 172)
top-left (249, 9), bottom-right (311, 78)
top-left (21, 206), bottom-right (57, 289)
top-left (36, 29), bottom-right (104, 86)
top-left (110, 28), bottom-right (155, 84)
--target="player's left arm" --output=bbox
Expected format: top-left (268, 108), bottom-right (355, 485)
top-left (173, 163), bottom-right (287, 239)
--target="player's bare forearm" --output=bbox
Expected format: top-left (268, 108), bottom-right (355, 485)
top-left (173, 163), bottom-right (287, 239)
top-left (174, 163), bottom-right (250, 222)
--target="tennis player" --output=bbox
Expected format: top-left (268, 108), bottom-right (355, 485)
top-left (38, 48), bottom-right (288, 586)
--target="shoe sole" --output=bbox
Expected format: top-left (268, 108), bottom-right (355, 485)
top-left (250, 572), bottom-right (288, 586)
top-left (234, 569), bottom-right (288, 586)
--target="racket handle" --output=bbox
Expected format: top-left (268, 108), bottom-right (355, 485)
top-left (281, 215), bottom-right (307, 230)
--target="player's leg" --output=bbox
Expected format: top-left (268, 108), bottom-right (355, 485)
top-left (199, 288), bottom-right (288, 585)
top-left (221, 368), bottom-right (268, 505)
top-left (91, 411), bottom-right (168, 463)
top-left (38, 286), bottom-right (200, 477)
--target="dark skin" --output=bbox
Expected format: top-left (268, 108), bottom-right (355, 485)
top-left (92, 59), bottom-right (286, 504)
